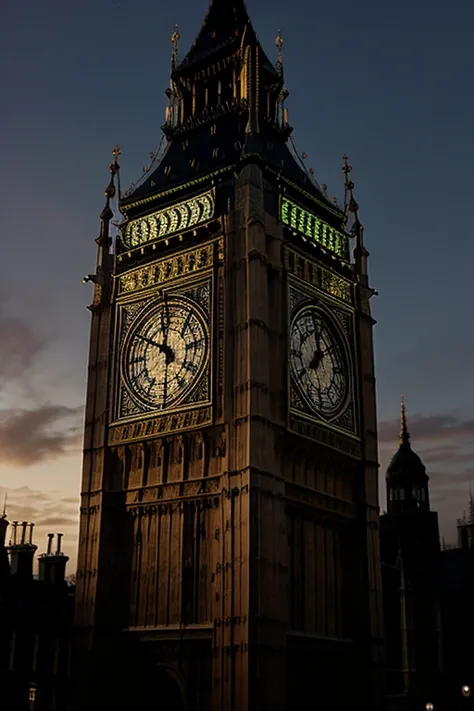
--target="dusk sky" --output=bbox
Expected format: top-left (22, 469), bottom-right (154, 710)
top-left (2, 0), bottom-right (474, 569)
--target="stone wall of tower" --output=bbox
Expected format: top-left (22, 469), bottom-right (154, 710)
top-left (73, 166), bottom-right (385, 711)
top-left (74, 259), bottom-right (114, 652)
top-left (224, 162), bottom-right (385, 710)
top-left (230, 163), bottom-right (288, 710)
top-left (354, 277), bottom-right (386, 705)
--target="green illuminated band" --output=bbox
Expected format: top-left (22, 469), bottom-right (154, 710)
top-left (123, 189), bottom-right (215, 249)
top-left (281, 197), bottom-right (348, 261)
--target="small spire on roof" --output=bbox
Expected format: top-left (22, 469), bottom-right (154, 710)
top-left (275, 30), bottom-right (284, 76)
top-left (343, 155), bottom-right (370, 278)
top-left (399, 394), bottom-right (410, 446)
top-left (343, 154), bottom-right (360, 223)
top-left (2, 493), bottom-right (7, 519)
top-left (101, 146), bottom-right (120, 221)
top-left (86, 145), bottom-right (121, 287)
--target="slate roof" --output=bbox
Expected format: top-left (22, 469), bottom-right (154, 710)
top-left (120, 0), bottom-right (341, 219)
top-left (121, 114), bottom-right (338, 216)
top-left (176, 0), bottom-right (259, 73)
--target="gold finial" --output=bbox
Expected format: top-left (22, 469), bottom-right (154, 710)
top-left (342, 154), bottom-right (352, 178)
top-left (171, 24), bottom-right (180, 68)
top-left (275, 30), bottom-right (284, 74)
top-left (399, 394), bottom-right (410, 445)
top-left (343, 154), bottom-right (355, 201)
top-left (104, 146), bottom-right (121, 201)
top-left (112, 145), bottom-right (121, 165)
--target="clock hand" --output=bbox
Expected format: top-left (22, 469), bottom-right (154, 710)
top-left (137, 334), bottom-right (162, 349)
top-left (162, 298), bottom-right (171, 348)
top-left (309, 348), bottom-right (325, 371)
top-left (136, 334), bottom-right (175, 365)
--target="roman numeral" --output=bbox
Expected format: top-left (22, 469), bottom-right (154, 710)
top-left (184, 361), bottom-right (199, 374)
top-left (181, 311), bottom-right (193, 335)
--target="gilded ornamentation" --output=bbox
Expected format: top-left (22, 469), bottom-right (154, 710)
top-left (122, 189), bottom-right (215, 249)
top-left (281, 196), bottom-right (349, 261)
top-left (332, 404), bottom-right (356, 433)
top-left (118, 241), bottom-right (218, 295)
top-left (284, 247), bottom-right (352, 304)
top-left (108, 406), bottom-right (212, 445)
top-left (114, 273), bottom-right (213, 423)
top-left (289, 415), bottom-right (361, 458)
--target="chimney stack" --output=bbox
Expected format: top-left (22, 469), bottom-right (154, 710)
top-left (7, 522), bottom-right (38, 578)
top-left (38, 533), bottom-right (69, 585)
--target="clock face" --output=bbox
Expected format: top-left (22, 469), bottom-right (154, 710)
top-left (290, 306), bottom-right (348, 419)
top-left (122, 297), bottom-right (209, 412)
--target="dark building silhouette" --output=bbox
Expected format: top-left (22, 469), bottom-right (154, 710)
top-left (73, 1), bottom-right (385, 709)
top-left (380, 399), bottom-right (442, 710)
top-left (439, 497), bottom-right (474, 702)
top-left (0, 512), bottom-right (74, 711)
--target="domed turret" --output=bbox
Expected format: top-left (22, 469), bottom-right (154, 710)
top-left (386, 397), bottom-right (430, 514)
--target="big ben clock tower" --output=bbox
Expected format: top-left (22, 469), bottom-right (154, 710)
top-left (73, 2), bottom-right (385, 710)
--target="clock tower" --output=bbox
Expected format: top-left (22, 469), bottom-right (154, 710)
top-left (73, 2), bottom-right (385, 710)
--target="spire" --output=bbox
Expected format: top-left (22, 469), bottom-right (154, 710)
top-left (275, 30), bottom-right (284, 77)
top-left (1, 493), bottom-right (6, 519)
top-left (165, 26), bottom-right (181, 129)
top-left (177, 0), bottom-right (251, 72)
top-left (343, 155), bottom-right (371, 284)
top-left (83, 146), bottom-right (120, 298)
top-left (400, 394), bottom-right (410, 446)
top-left (171, 24), bottom-right (180, 72)
top-left (101, 145), bottom-right (120, 227)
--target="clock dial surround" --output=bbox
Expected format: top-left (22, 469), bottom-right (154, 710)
top-left (122, 296), bottom-right (209, 412)
top-left (290, 305), bottom-right (349, 420)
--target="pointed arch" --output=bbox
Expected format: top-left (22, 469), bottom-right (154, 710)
top-left (143, 665), bottom-right (188, 711)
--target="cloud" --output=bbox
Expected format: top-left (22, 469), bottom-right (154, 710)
top-left (429, 468), bottom-right (474, 491)
top-left (0, 310), bottom-right (44, 385)
top-left (0, 485), bottom-right (79, 571)
top-left (421, 447), bottom-right (474, 465)
top-left (39, 516), bottom-right (78, 528)
top-left (60, 497), bottom-right (80, 505)
top-left (378, 414), bottom-right (474, 444)
top-left (378, 409), bottom-right (474, 544)
top-left (0, 486), bottom-right (79, 534)
top-left (0, 404), bottom-right (83, 467)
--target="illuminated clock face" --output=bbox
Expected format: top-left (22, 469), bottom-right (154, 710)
top-left (290, 306), bottom-right (348, 418)
top-left (123, 297), bottom-right (209, 411)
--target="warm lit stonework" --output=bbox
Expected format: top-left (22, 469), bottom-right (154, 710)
top-left (73, 2), bottom-right (384, 710)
